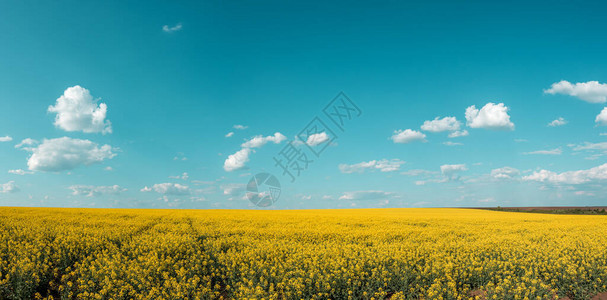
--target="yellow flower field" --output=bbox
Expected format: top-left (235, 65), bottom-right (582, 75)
top-left (1, 207), bottom-right (606, 300)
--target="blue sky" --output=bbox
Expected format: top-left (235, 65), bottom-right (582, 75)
top-left (1, 0), bottom-right (607, 209)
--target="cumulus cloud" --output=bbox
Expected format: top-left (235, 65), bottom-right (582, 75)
top-left (338, 190), bottom-right (395, 201)
top-left (448, 130), bottom-right (469, 138)
top-left (224, 132), bottom-right (286, 172)
top-left (421, 117), bottom-right (461, 132)
top-left (339, 159), bottom-right (405, 174)
top-left (0, 136), bottom-right (12, 142)
top-left (48, 86), bottom-right (112, 134)
top-left (491, 167), bottom-right (520, 179)
top-left (544, 80), bottom-right (607, 103)
top-left (23, 137), bottom-right (116, 172)
top-left (596, 108), bottom-right (607, 125)
top-left (548, 117), bottom-right (567, 127)
top-left (523, 148), bottom-right (562, 155)
top-left (141, 183), bottom-right (190, 195)
top-left (241, 132), bottom-right (286, 148)
top-left (162, 23), bottom-right (182, 33)
top-left (523, 163), bottom-right (607, 184)
top-left (440, 164), bottom-right (468, 180)
top-left (8, 169), bottom-right (32, 175)
top-left (391, 129), bottom-right (426, 144)
top-left (443, 141), bottom-right (462, 146)
top-left (306, 132), bottom-right (329, 146)
top-left (223, 148), bottom-right (251, 172)
top-left (0, 181), bottom-right (19, 193)
top-left (225, 132), bottom-right (234, 138)
top-left (465, 103), bottom-right (514, 130)
top-left (233, 125), bottom-right (248, 130)
top-left (69, 185), bottom-right (126, 197)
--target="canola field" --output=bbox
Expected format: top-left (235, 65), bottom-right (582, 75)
top-left (1, 208), bottom-right (607, 300)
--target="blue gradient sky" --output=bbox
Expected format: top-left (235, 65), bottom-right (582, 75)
top-left (1, 0), bottom-right (607, 209)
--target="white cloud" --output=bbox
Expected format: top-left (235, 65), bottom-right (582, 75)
top-left (523, 148), bottom-right (562, 155)
top-left (569, 142), bottom-right (607, 160)
top-left (570, 142), bottom-right (607, 151)
top-left (421, 117), bottom-right (461, 132)
top-left (224, 132), bottom-right (286, 172)
top-left (391, 129), bottom-right (426, 144)
top-left (24, 137), bottom-right (116, 172)
top-left (169, 172), bottom-right (189, 180)
top-left (0, 181), bottom-right (19, 193)
top-left (48, 86), bottom-right (112, 134)
top-left (440, 164), bottom-right (468, 180)
top-left (339, 159), bottom-right (405, 174)
top-left (0, 136), bottom-right (12, 142)
top-left (69, 185), bottom-right (126, 197)
top-left (104, 166), bottom-right (113, 171)
top-left (338, 190), bottom-right (395, 201)
top-left (233, 125), bottom-right (248, 130)
top-left (241, 132), bottom-right (286, 148)
top-left (523, 163), bottom-right (607, 185)
top-left (306, 132), bottom-right (329, 146)
top-left (408, 164), bottom-right (469, 185)
top-left (401, 169), bottom-right (435, 176)
top-left (162, 23), bottom-right (182, 33)
top-left (443, 141), bottom-right (462, 146)
top-left (491, 167), bottom-right (520, 179)
top-left (8, 169), bottom-right (32, 175)
top-left (544, 80), bottom-right (607, 103)
top-left (190, 196), bottom-right (207, 202)
top-left (173, 153), bottom-right (188, 161)
top-left (141, 183), bottom-right (190, 195)
top-left (465, 102), bottom-right (514, 130)
top-left (585, 153), bottom-right (606, 160)
top-left (225, 132), bottom-right (234, 138)
top-left (548, 117), bottom-right (567, 127)
top-left (596, 108), bottom-right (607, 125)
top-left (478, 197), bottom-right (495, 203)
top-left (223, 148), bottom-right (251, 172)
top-left (15, 138), bottom-right (38, 150)
top-left (448, 130), bottom-right (469, 138)
top-left (575, 191), bottom-right (595, 196)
